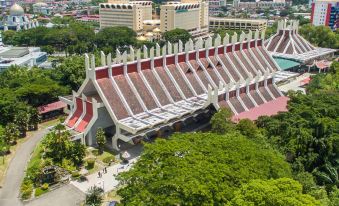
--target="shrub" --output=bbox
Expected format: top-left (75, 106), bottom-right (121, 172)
top-left (35, 187), bottom-right (48, 197)
top-left (92, 149), bottom-right (99, 156)
top-left (72, 171), bottom-right (80, 178)
top-left (41, 183), bottom-right (49, 190)
top-left (85, 186), bottom-right (104, 206)
top-left (20, 178), bottom-right (33, 200)
top-left (86, 158), bottom-right (95, 169)
top-left (103, 156), bottom-right (115, 164)
top-left (61, 158), bottom-right (76, 172)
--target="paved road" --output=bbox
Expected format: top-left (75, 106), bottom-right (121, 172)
top-left (278, 73), bottom-right (311, 94)
top-left (24, 184), bottom-right (85, 206)
top-left (71, 158), bottom-right (137, 193)
top-left (0, 129), bottom-right (49, 206)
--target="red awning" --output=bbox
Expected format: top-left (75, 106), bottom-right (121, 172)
top-left (315, 60), bottom-right (331, 70)
top-left (38, 101), bottom-right (67, 114)
top-left (232, 96), bottom-right (289, 122)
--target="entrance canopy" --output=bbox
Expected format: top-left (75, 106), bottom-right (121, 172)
top-left (274, 57), bottom-right (300, 70)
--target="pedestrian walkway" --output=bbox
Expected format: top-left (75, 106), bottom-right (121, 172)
top-left (0, 128), bottom-right (49, 206)
top-left (71, 158), bottom-right (138, 193)
top-left (278, 73), bottom-right (312, 94)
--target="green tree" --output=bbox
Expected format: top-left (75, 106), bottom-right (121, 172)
top-left (236, 118), bottom-right (259, 138)
top-left (95, 26), bottom-right (137, 54)
top-left (299, 24), bottom-right (339, 49)
top-left (163, 28), bottom-right (192, 43)
top-left (42, 124), bottom-right (85, 166)
top-left (3, 30), bottom-right (17, 45)
top-left (228, 178), bottom-right (320, 206)
top-left (117, 132), bottom-right (291, 205)
top-left (27, 107), bottom-right (40, 131)
top-left (0, 126), bottom-right (9, 162)
top-left (85, 186), bottom-right (104, 206)
top-left (210, 108), bottom-right (235, 134)
top-left (41, 45), bottom-right (55, 55)
top-left (14, 110), bottom-right (29, 137)
top-left (54, 56), bottom-right (86, 90)
top-left (4, 123), bottom-right (20, 145)
top-left (213, 29), bottom-right (242, 40)
top-left (96, 128), bottom-right (106, 154)
top-left (256, 91), bottom-right (339, 189)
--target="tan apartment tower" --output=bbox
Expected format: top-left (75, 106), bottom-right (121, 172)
top-left (99, 0), bottom-right (152, 32)
top-left (160, 0), bottom-right (209, 38)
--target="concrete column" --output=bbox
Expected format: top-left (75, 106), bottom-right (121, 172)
top-left (157, 130), bottom-right (163, 138)
top-left (112, 135), bottom-right (119, 151)
top-left (112, 126), bottom-right (120, 151)
top-left (174, 122), bottom-right (181, 132)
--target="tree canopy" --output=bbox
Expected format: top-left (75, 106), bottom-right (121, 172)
top-left (257, 91), bottom-right (339, 188)
top-left (117, 132), bottom-right (291, 205)
top-left (229, 178), bottom-right (320, 206)
top-left (3, 22), bottom-right (96, 55)
top-left (163, 28), bottom-right (192, 43)
top-left (95, 26), bottom-right (137, 54)
top-left (299, 24), bottom-right (339, 49)
top-left (0, 66), bottom-right (69, 125)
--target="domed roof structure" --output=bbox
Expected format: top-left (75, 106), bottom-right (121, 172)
top-left (10, 3), bottom-right (24, 16)
top-left (145, 32), bottom-right (153, 37)
top-left (34, 2), bottom-right (48, 7)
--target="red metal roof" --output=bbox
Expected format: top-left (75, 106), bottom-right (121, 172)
top-left (316, 60), bottom-right (331, 70)
top-left (38, 101), bottom-right (67, 114)
top-left (232, 96), bottom-right (289, 122)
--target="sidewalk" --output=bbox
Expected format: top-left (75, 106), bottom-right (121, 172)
top-left (278, 73), bottom-right (312, 94)
top-left (71, 158), bottom-right (138, 193)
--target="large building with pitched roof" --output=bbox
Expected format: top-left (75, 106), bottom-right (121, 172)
top-left (265, 20), bottom-right (336, 71)
top-left (61, 30), bottom-right (287, 150)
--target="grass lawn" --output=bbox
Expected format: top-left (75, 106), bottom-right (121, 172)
top-left (26, 142), bottom-right (44, 172)
top-left (97, 150), bottom-right (117, 164)
top-left (0, 119), bottom-right (60, 192)
top-left (39, 117), bottom-right (65, 130)
top-left (86, 163), bottom-right (101, 175)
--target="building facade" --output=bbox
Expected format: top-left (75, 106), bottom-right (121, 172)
top-left (311, 0), bottom-right (339, 30)
top-left (160, 1), bottom-right (209, 38)
top-left (0, 3), bottom-right (39, 31)
top-left (0, 46), bottom-right (47, 72)
top-left (60, 29), bottom-right (289, 150)
top-left (0, 0), bottom-right (14, 12)
top-left (209, 17), bottom-right (267, 31)
top-left (234, 0), bottom-right (287, 9)
top-left (265, 20), bottom-right (336, 63)
top-left (208, 0), bottom-right (226, 16)
top-left (99, 1), bottom-right (152, 31)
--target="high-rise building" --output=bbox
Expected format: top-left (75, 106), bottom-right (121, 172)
top-left (207, 0), bottom-right (226, 16)
top-left (311, 0), bottom-right (339, 30)
top-left (99, 0), bottom-right (152, 31)
top-left (234, 0), bottom-right (287, 9)
top-left (0, 0), bottom-right (14, 12)
top-left (160, 0), bottom-right (209, 38)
